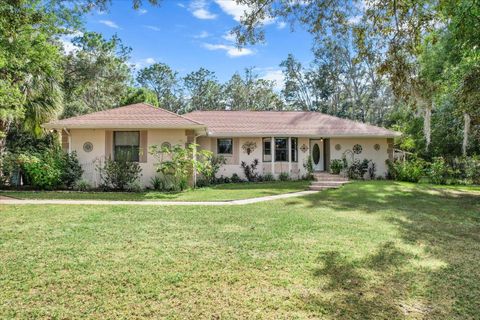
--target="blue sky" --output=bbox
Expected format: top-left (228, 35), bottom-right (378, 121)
top-left (73, 0), bottom-right (315, 89)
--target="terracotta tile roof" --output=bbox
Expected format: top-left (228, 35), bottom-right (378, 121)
top-left (43, 103), bottom-right (205, 129)
top-left (185, 111), bottom-right (400, 137)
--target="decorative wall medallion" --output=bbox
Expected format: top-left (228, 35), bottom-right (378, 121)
top-left (374, 143), bottom-right (381, 151)
top-left (161, 142), bottom-right (172, 151)
top-left (242, 141), bottom-right (257, 155)
top-left (335, 144), bottom-right (341, 151)
top-left (353, 144), bottom-right (362, 154)
top-left (83, 142), bottom-right (93, 153)
top-left (300, 144), bottom-right (308, 153)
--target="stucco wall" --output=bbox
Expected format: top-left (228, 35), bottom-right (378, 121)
top-left (68, 128), bottom-right (187, 188)
top-left (139, 129), bottom-right (188, 186)
top-left (69, 130), bottom-right (391, 187)
top-left (198, 136), bottom-right (310, 180)
top-left (329, 137), bottom-right (389, 177)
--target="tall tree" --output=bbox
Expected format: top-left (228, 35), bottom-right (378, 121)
top-left (136, 63), bottom-right (181, 112)
top-left (120, 87), bottom-right (159, 107)
top-left (62, 32), bottom-right (132, 118)
top-left (280, 54), bottom-right (312, 110)
top-left (0, 0), bottom-right (65, 151)
top-left (224, 68), bottom-right (284, 110)
top-left (182, 68), bottom-right (224, 112)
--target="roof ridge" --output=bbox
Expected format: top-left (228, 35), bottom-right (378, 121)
top-left (152, 104), bottom-right (206, 126)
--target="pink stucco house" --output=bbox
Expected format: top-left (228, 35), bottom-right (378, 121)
top-left (44, 103), bottom-right (400, 187)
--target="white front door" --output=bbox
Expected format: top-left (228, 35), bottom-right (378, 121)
top-left (310, 139), bottom-right (324, 171)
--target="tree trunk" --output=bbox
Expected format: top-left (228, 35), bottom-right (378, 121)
top-left (462, 113), bottom-right (470, 156)
top-left (0, 120), bottom-right (10, 182)
top-left (424, 103), bottom-right (432, 151)
top-left (0, 120), bottom-right (9, 156)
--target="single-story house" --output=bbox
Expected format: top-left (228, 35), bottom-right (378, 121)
top-left (43, 103), bottom-right (400, 187)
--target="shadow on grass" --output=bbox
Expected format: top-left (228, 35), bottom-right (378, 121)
top-left (291, 181), bottom-right (480, 319)
top-left (304, 242), bottom-right (418, 319)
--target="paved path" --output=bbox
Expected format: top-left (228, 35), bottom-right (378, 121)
top-left (0, 190), bottom-right (317, 206)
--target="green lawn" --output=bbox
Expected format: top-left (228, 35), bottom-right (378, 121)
top-left (0, 180), bottom-right (310, 202)
top-left (1, 181), bottom-right (479, 319)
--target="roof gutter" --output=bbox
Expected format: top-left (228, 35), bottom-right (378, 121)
top-left (205, 132), bottom-right (401, 138)
top-left (42, 123), bottom-right (207, 130)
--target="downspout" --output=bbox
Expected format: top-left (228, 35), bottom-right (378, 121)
top-left (193, 128), bottom-right (208, 188)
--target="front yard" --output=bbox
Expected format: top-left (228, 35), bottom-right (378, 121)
top-left (0, 180), bottom-right (310, 202)
top-left (1, 181), bottom-right (479, 318)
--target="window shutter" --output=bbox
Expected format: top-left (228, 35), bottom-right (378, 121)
top-left (139, 130), bottom-right (148, 163)
top-left (105, 130), bottom-right (113, 160)
top-left (232, 138), bottom-right (240, 164)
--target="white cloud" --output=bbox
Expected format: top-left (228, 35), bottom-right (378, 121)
top-left (203, 43), bottom-right (254, 57)
top-left (99, 20), bottom-right (120, 29)
top-left (259, 68), bottom-right (284, 90)
top-left (213, 0), bottom-right (245, 22)
top-left (194, 30), bottom-right (210, 39)
top-left (222, 32), bottom-right (236, 42)
top-left (132, 57), bottom-right (156, 70)
top-left (214, 0), bottom-right (275, 24)
top-left (59, 31), bottom-right (83, 54)
top-left (177, 3), bottom-right (186, 8)
top-left (277, 21), bottom-right (287, 29)
top-left (138, 8), bottom-right (148, 15)
top-left (144, 25), bottom-right (161, 31)
top-left (190, 0), bottom-right (217, 20)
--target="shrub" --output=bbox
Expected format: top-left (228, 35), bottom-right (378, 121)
top-left (19, 153), bottom-right (62, 190)
top-left (387, 158), bottom-right (425, 183)
top-left (452, 156), bottom-right (480, 185)
top-left (464, 156), bottom-right (480, 184)
top-left (263, 172), bottom-right (275, 181)
top-left (98, 158), bottom-right (142, 191)
top-left (125, 181), bottom-right (142, 192)
top-left (279, 172), bottom-right (290, 181)
top-left (150, 173), bottom-right (178, 191)
top-left (1, 148), bottom-right (82, 190)
top-left (303, 157), bottom-right (314, 179)
top-left (150, 144), bottom-right (193, 191)
top-left (74, 179), bottom-right (91, 191)
top-left (367, 161), bottom-right (377, 179)
top-left (240, 159), bottom-right (259, 182)
top-left (426, 157), bottom-right (452, 185)
top-left (197, 155), bottom-right (226, 185)
top-left (150, 175), bottom-right (163, 190)
top-left (0, 152), bottom-right (21, 187)
top-left (150, 143), bottom-right (215, 191)
top-left (330, 159), bottom-right (344, 174)
top-left (231, 173), bottom-right (242, 183)
top-left (346, 159), bottom-right (370, 180)
top-left (61, 151), bottom-right (83, 188)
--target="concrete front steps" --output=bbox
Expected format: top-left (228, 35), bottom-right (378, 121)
top-left (309, 172), bottom-right (350, 191)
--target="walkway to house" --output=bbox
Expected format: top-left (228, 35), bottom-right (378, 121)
top-left (0, 190), bottom-right (317, 206)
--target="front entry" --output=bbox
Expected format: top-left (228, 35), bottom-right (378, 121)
top-left (310, 139), bottom-right (324, 171)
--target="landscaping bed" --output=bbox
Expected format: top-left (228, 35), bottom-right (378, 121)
top-left (0, 180), bottom-right (310, 202)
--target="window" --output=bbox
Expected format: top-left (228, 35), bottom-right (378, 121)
top-left (217, 138), bottom-right (233, 154)
top-left (114, 131), bottom-right (139, 162)
top-left (263, 138), bottom-right (271, 162)
top-left (291, 137), bottom-right (298, 162)
top-left (275, 138), bottom-right (288, 161)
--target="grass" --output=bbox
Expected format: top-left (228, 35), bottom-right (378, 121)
top-left (1, 181), bottom-right (479, 319)
top-left (0, 180), bottom-right (310, 202)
